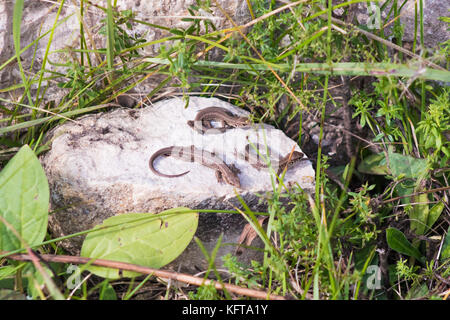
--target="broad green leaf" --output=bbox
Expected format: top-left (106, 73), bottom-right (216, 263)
top-left (0, 145), bottom-right (49, 251)
top-left (99, 281), bottom-right (117, 300)
top-left (394, 182), bottom-right (414, 205)
top-left (409, 193), bottom-right (429, 236)
top-left (427, 202), bottom-right (444, 230)
top-left (357, 153), bottom-right (389, 175)
top-left (387, 151), bottom-right (428, 179)
top-left (441, 227), bottom-right (450, 261)
top-left (81, 207), bottom-right (198, 279)
top-left (386, 228), bottom-right (424, 263)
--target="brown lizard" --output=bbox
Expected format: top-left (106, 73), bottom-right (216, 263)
top-left (243, 143), bottom-right (307, 175)
top-left (149, 145), bottom-right (241, 188)
top-left (187, 106), bottom-right (250, 134)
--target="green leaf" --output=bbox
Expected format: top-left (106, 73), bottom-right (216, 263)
top-left (12, 0), bottom-right (32, 105)
top-left (80, 207), bottom-right (198, 279)
top-left (106, 0), bottom-right (115, 71)
top-left (0, 265), bottom-right (21, 280)
top-left (169, 28), bottom-right (185, 36)
top-left (99, 281), bottom-right (117, 300)
top-left (357, 153), bottom-right (389, 175)
top-left (388, 151), bottom-right (428, 179)
top-left (0, 145), bottom-right (49, 251)
top-left (386, 228), bottom-right (424, 263)
top-left (12, 0), bottom-right (24, 57)
top-left (409, 193), bottom-right (429, 236)
top-left (441, 227), bottom-right (450, 261)
top-left (394, 182), bottom-right (414, 205)
top-left (427, 201), bottom-right (444, 230)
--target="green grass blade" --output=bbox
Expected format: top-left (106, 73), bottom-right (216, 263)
top-left (34, 0), bottom-right (66, 104)
top-left (12, 0), bottom-right (33, 106)
top-left (144, 58), bottom-right (450, 82)
top-left (0, 104), bottom-right (116, 135)
top-left (106, 0), bottom-right (115, 71)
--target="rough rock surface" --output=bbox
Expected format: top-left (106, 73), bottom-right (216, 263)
top-left (40, 97), bottom-right (315, 272)
top-left (0, 0), bottom-right (250, 92)
top-left (354, 1), bottom-right (449, 49)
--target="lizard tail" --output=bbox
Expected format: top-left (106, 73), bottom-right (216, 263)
top-left (157, 170), bottom-right (190, 178)
top-left (149, 164), bottom-right (190, 178)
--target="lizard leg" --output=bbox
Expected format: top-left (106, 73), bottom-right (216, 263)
top-left (215, 170), bottom-right (224, 183)
top-left (228, 163), bottom-right (241, 175)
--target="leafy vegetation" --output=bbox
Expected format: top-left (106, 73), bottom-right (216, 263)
top-left (0, 0), bottom-right (449, 300)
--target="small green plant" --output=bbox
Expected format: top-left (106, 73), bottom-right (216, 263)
top-left (222, 254), bottom-right (264, 289)
top-left (188, 283), bottom-right (218, 300)
top-left (347, 183), bottom-right (379, 247)
top-left (416, 88), bottom-right (450, 164)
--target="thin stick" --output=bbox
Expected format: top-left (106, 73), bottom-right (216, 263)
top-left (381, 186), bottom-right (450, 204)
top-left (3, 252), bottom-right (285, 300)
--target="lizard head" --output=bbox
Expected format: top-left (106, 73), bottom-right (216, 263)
top-left (276, 151), bottom-right (305, 175)
top-left (225, 171), bottom-right (241, 188)
top-left (236, 117), bottom-right (250, 127)
top-left (289, 151), bottom-right (304, 163)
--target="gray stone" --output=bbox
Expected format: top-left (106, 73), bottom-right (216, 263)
top-left (355, 1), bottom-right (449, 49)
top-left (0, 0), bottom-right (250, 94)
top-left (40, 97), bottom-right (315, 272)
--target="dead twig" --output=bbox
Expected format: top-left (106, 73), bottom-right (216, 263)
top-left (3, 252), bottom-right (286, 300)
